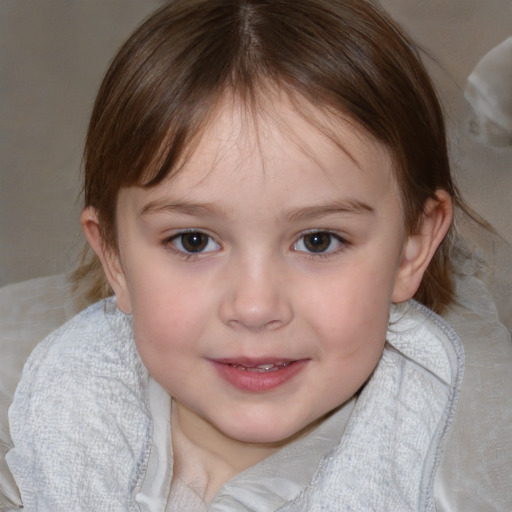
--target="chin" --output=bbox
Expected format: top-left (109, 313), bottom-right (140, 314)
top-left (217, 416), bottom-right (313, 446)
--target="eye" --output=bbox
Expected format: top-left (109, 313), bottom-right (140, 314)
top-left (170, 231), bottom-right (220, 254)
top-left (293, 231), bottom-right (345, 254)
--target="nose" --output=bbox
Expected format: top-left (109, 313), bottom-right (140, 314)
top-left (218, 256), bottom-right (294, 332)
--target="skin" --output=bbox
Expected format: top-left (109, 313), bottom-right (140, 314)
top-left (82, 95), bottom-right (452, 501)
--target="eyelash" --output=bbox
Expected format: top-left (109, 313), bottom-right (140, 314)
top-left (161, 229), bottom-right (350, 260)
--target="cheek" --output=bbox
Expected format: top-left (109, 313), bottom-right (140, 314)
top-left (132, 287), bottom-right (208, 345)
top-left (301, 261), bottom-right (393, 377)
top-left (305, 261), bottom-right (395, 332)
top-left (127, 273), bottom-right (214, 374)
top-left (315, 288), bottom-right (389, 401)
top-left (130, 296), bottom-right (207, 394)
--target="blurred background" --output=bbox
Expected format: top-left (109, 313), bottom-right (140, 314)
top-left (1, 0), bottom-right (511, 287)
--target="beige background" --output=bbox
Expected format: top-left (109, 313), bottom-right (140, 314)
top-left (1, 0), bottom-right (511, 287)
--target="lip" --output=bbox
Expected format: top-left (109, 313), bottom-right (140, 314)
top-left (210, 357), bottom-right (309, 392)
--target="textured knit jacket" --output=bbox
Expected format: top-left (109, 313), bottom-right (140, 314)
top-left (7, 298), bottom-right (464, 511)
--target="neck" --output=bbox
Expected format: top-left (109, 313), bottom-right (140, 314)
top-left (170, 401), bottom-right (280, 502)
top-left (170, 400), bottom-right (319, 503)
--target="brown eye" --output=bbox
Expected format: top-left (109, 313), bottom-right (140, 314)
top-left (294, 231), bottom-right (345, 254)
top-left (181, 232), bottom-right (208, 252)
top-left (303, 232), bottom-right (332, 252)
top-left (172, 232), bottom-right (219, 254)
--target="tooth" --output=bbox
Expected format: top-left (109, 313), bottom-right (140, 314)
top-left (248, 366), bottom-right (276, 373)
top-left (228, 362), bottom-right (291, 372)
top-left (257, 364), bottom-right (275, 370)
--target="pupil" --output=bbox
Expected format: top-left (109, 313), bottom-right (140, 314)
top-left (304, 232), bottom-right (330, 252)
top-left (181, 232), bottom-right (207, 252)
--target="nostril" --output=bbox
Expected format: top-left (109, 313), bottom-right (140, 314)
top-left (226, 318), bottom-right (271, 332)
top-left (224, 314), bottom-right (292, 333)
top-left (265, 319), bottom-right (284, 331)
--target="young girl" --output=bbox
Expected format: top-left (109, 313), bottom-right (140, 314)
top-left (7, 0), bottom-right (464, 510)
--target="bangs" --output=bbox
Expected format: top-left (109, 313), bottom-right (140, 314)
top-left (86, 0), bottom-right (427, 196)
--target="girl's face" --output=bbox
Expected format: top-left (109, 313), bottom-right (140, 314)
top-left (110, 97), bottom-right (411, 447)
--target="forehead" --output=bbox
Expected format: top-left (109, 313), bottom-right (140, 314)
top-left (121, 94), bottom-right (399, 215)
top-left (178, 94), bottom-right (391, 184)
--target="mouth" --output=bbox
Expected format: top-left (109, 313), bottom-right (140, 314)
top-left (210, 358), bottom-right (307, 392)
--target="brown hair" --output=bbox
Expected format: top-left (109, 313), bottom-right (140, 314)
top-left (78, 0), bottom-right (459, 312)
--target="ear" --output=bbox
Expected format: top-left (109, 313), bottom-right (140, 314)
top-left (80, 207), bottom-right (132, 314)
top-left (392, 190), bottom-right (453, 303)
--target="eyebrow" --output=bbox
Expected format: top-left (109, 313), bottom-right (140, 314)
top-left (284, 200), bottom-right (375, 223)
top-left (140, 200), bottom-right (227, 218)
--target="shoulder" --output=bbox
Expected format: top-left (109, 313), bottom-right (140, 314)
top-left (7, 299), bottom-right (152, 511)
top-left (387, 300), bottom-right (464, 388)
top-left (20, 298), bottom-right (137, 375)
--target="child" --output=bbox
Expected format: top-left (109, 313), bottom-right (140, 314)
top-left (7, 0), bottom-right (464, 510)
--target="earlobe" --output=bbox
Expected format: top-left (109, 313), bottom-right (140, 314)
top-left (80, 207), bottom-right (132, 313)
top-left (392, 190), bottom-right (453, 303)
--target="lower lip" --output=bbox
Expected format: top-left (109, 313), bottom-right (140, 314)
top-left (211, 360), bottom-right (308, 392)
